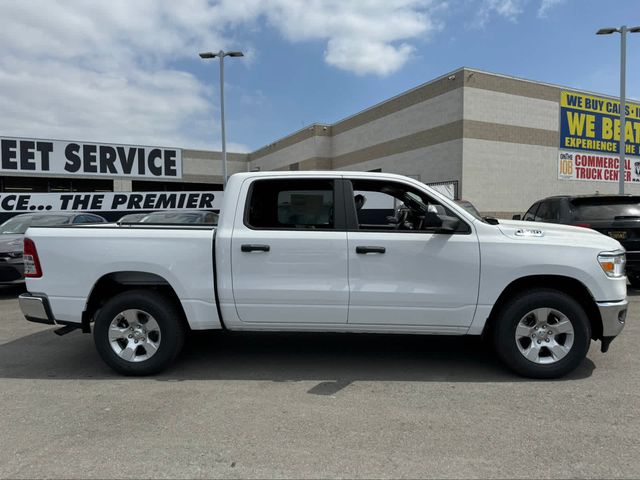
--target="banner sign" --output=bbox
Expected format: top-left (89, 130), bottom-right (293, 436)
top-left (0, 191), bottom-right (221, 213)
top-left (559, 91), bottom-right (640, 183)
top-left (560, 91), bottom-right (640, 155)
top-left (0, 136), bottom-right (182, 179)
top-left (558, 150), bottom-right (640, 184)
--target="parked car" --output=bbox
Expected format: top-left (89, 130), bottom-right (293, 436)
top-left (139, 210), bottom-right (218, 225)
top-left (19, 172), bottom-right (626, 379)
top-left (0, 212), bottom-right (106, 284)
top-left (517, 195), bottom-right (640, 288)
top-left (117, 213), bottom-right (148, 223)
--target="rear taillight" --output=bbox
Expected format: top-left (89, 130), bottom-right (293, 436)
top-left (23, 238), bottom-right (42, 278)
top-left (575, 223), bottom-right (592, 228)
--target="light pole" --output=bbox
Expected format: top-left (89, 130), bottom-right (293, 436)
top-left (199, 50), bottom-right (244, 189)
top-left (596, 26), bottom-right (640, 194)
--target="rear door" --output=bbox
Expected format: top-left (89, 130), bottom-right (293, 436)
top-left (230, 177), bottom-right (349, 324)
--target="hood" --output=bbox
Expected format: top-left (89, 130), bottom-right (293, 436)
top-left (0, 234), bottom-right (24, 253)
top-left (496, 220), bottom-right (623, 251)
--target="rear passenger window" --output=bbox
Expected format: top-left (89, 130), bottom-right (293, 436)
top-left (246, 179), bottom-right (335, 230)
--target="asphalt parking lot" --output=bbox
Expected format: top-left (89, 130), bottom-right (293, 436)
top-left (1, 285), bottom-right (639, 479)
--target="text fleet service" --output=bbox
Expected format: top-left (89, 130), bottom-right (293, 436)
top-left (0, 138), bottom-right (179, 178)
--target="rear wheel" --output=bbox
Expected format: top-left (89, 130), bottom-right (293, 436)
top-left (493, 289), bottom-right (591, 379)
top-left (93, 290), bottom-right (186, 376)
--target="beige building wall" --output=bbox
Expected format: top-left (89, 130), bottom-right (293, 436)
top-left (460, 70), bottom-right (640, 217)
top-left (248, 71), bottom-right (466, 191)
top-left (165, 67), bottom-right (639, 217)
top-left (179, 149), bottom-right (249, 185)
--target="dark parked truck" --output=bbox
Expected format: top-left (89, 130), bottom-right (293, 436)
top-left (18, 172), bottom-right (628, 378)
top-left (520, 195), bottom-right (640, 287)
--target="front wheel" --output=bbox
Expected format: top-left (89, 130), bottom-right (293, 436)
top-left (93, 290), bottom-right (186, 376)
top-left (493, 289), bottom-right (591, 379)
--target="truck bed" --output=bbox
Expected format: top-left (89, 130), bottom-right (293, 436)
top-left (24, 224), bottom-right (221, 330)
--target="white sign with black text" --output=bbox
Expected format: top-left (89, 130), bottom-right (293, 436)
top-left (0, 136), bottom-right (182, 179)
top-left (0, 192), bottom-right (221, 213)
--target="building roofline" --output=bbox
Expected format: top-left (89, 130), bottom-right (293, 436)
top-left (243, 66), bottom-right (640, 158)
top-left (462, 66), bottom-right (640, 103)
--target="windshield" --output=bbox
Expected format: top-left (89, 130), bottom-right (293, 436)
top-left (140, 212), bottom-right (218, 225)
top-left (570, 198), bottom-right (640, 221)
top-left (0, 215), bottom-right (71, 234)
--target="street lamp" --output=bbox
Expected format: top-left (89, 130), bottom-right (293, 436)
top-left (596, 26), bottom-right (640, 194)
top-left (199, 50), bottom-right (244, 189)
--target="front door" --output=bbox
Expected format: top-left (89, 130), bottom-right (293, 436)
top-left (231, 177), bottom-right (349, 324)
top-left (345, 178), bottom-right (480, 329)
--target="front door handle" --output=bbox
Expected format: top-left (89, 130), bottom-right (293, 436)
top-left (241, 244), bottom-right (270, 252)
top-left (355, 246), bottom-right (386, 254)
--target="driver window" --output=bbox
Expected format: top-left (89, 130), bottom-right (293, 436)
top-left (349, 179), bottom-right (468, 233)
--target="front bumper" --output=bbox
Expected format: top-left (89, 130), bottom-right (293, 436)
top-left (597, 299), bottom-right (628, 352)
top-left (19, 293), bottom-right (56, 325)
top-left (597, 299), bottom-right (628, 337)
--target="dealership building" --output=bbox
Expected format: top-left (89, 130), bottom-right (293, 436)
top-left (1, 67), bottom-right (639, 218)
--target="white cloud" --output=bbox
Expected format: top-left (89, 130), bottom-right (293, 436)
top-left (0, 0), bottom-right (445, 151)
top-left (258, 0), bottom-right (440, 76)
top-left (472, 0), bottom-right (562, 28)
top-left (473, 0), bottom-right (526, 28)
top-left (537, 0), bottom-right (564, 17)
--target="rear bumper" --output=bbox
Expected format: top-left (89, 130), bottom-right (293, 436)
top-left (19, 293), bottom-right (56, 325)
top-left (597, 299), bottom-right (627, 338)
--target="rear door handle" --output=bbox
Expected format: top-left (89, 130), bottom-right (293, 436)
top-left (241, 244), bottom-right (270, 252)
top-left (355, 246), bottom-right (386, 254)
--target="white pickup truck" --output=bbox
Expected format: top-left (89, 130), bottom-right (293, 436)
top-left (19, 171), bottom-right (628, 378)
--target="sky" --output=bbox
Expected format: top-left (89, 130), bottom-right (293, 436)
top-left (0, 0), bottom-right (639, 153)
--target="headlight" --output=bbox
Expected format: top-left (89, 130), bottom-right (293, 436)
top-left (598, 252), bottom-right (626, 278)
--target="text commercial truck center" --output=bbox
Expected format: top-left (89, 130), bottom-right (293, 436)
top-left (2, 68), bottom-right (640, 221)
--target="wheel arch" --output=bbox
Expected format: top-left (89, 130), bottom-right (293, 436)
top-left (82, 271), bottom-right (188, 333)
top-left (483, 275), bottom-right (603, 340)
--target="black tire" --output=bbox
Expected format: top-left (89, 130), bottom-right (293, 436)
top-left (93, 289), bottom-right (186, 376)
top-left (493, 289), bottom-right (591, 379)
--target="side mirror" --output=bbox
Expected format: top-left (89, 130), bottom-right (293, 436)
top-left (437, 217), bottom-right (461, 233)
top-left (424, 213), bottom-right (459, 233)
top-left (512, 214), bottom-right (521, 220)
top-left (423, 211), bottom-right (443, 228)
